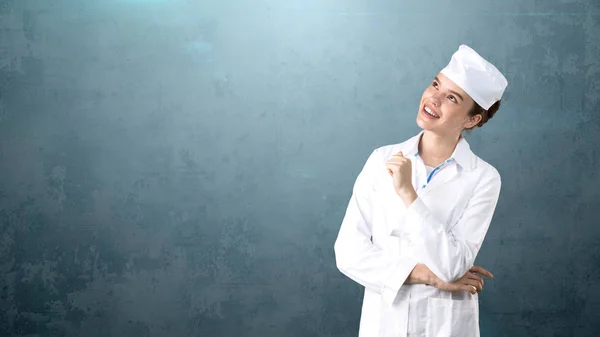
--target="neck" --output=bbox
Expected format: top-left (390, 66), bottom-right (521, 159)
top-left (418, 131), bottom-right (461, 167)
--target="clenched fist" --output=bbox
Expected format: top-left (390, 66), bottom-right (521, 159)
top-left (385, 151), bottom-right (413, 195)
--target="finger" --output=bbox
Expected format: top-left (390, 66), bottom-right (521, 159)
top-left (388, 162), bottom-right (407, 171)
top-left (455, 284), bottom-right (477, 294)
top-left (386, 163), bottom-right (406, 174)
top-left (440, 282), bottom-right (474, 294)
top-left (470, 266), bottom-right (493, 279)
top-left (467, 272), bottom-right (483, 283)
top-left (386, 166), bottom-right (400, 176)
top-left (462, 283), bottom-right (478, 294)
top-left (468, 273), bottom-right (484, 289)
top-left (470, 266), bottom-right (493, 278)
top-left (389, 157), bottom-right (409, 164)
top-left (386, 162), bottom-right (401, 171)
top-left (464, 279), bottom-right (483, 292)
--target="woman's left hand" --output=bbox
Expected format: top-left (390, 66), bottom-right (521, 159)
top-left (385, 151), bottom-right (415, 198)
top-left (434, 266), bottom-right (494, 295)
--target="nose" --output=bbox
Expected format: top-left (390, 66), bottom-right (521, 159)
top-left (430, 92), bottom-right (443, 106)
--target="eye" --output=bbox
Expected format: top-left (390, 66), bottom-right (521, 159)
top-left (432, 81), bottom-right (439, 89)
top-left (448, 95), bottom-right (457, 103)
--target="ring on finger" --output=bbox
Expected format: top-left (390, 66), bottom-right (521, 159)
top-left (470, 285), bottom-right (477, 292)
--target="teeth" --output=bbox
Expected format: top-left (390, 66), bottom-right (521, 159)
top-left (424, 106), bottom-right (438, 118)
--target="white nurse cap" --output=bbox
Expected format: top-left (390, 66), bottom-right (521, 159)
top-left (440, 44), bottom-right (508, 110)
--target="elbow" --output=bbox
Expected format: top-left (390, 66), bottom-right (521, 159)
top-left (448, 256), bottom-right (477, 282)
top-left (335, 259), bottom-right (348, 275)
top-left (426, 248), bottom-right (475, 283)
top-left (437, 266), bottom-right (465, 284)
top-left (333, 239), bottom-right (345, 271)
top-left (333, 238), bottom-right (352, 273)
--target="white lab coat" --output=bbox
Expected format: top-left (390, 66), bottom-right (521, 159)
top-left (334, 131), bottom-right (501, 337)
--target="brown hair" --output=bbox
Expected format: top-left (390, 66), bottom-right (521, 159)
top-left (466, 100), bottom-right (501, 129)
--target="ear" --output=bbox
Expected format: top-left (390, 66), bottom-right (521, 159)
top-left (463, 114), bottom-right (483, 129)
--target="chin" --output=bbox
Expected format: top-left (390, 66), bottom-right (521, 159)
top-left (416, 115), bottom-right (432, 131)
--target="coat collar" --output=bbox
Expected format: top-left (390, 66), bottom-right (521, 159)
top-left (402, 130), bottom-right (478, 171)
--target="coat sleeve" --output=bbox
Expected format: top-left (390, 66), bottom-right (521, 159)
top-left (334, 149), bottom-right (418, 304)
top-left (392, 166), bottom-right (501, 283)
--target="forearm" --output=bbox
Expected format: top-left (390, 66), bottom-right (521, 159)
top-left (393, 178), bottom-right (499, 283)
top-left (404, 263), bottom-right (439, 286)
top-left (397, 188), bottom-right (465, 282)
top-left (335, 233), bottom-right (416, 292)
top-left (397, 187), bottom-right (418, 208)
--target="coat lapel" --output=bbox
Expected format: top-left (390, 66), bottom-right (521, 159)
top-left (417, 163), bottom-right (459, 198)
top-left (416, 135), bottom-right (475, 198)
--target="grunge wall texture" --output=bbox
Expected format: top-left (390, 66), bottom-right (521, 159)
top-left (1, 0), bottom-right (599, 336)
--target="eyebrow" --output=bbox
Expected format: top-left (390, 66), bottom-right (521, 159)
top-left (434, 76), bottom-right (464, 102)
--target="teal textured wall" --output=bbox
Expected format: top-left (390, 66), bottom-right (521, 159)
top-left (1, 1), bottom-right (599, 336)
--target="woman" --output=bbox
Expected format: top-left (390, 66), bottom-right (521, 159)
top-left (334, 44), bottom-right (508, 337)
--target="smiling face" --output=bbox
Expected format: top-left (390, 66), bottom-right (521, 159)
top-left (416, 73), bottom-right (482, 136)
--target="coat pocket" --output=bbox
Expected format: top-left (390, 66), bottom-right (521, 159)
top-left (425, 298), bottom-right (479, 337)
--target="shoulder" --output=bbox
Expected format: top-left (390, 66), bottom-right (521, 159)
top-left (370, 137), bottom-right (419, 160)
top-left (472, 154), bottom-right (502, 185)
top-left (357, 139), bottom-right (415, 177)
